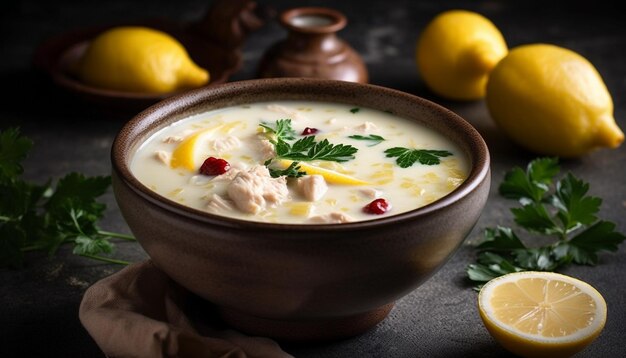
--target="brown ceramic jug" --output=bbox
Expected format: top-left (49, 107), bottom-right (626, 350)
top-left (257, 7), bottom-right (368, 83)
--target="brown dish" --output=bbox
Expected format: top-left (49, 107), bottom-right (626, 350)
top-left (111, 78), bottom-right (491, 341)
top-left (33, 0), bottom-right (271, 113)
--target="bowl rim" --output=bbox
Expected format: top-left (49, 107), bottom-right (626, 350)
top-left (112, 78), bottom-right (490, 232)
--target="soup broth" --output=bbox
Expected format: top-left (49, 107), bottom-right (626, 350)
top-left (131, 101), bottom-right (469, 223)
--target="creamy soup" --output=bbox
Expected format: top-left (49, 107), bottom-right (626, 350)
top-left (131, 101), bottom-right (469, 223)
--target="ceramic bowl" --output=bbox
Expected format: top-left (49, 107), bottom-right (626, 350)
top-left (111, 78), bottom-right (490, 341)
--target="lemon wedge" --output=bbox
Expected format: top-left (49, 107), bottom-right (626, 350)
top-left (478, 271), bottom-right (607, 358)
top-left (274, 159), bottom-right (369, 185)
top-left (170, 125), bottom-right (223, 171)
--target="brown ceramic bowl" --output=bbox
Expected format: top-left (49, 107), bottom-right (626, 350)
top-left (111, 78), bottom-right (490, 341)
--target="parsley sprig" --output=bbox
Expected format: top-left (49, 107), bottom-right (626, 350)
top-left (261, 119), bottom-right (358, 177)
top-left (348, 134), bottom-right (386, 147)
top-left (0, 127), bottom-right (136, 268)
top-left (384, 147), bottom-right (453, 168)
top-left (467, 158), bottom-right (625, 288)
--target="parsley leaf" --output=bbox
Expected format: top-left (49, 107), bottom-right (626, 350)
top-left (0, 127), bottom-right (32, 180)
top-left (466, 157), bottom-right (625, 288)
top-left (384, 147), bottom-right (452, 168)
top-left (265, 160), bottom-right (306, 178)
top-left (260, 120), bottom-right (358, 169)
top-left (350, 107), bottom-right (360, 114)
top-left (348, 134), bottom-right (386, 146)
top-left (259, 119), bottom-right (297, 141)
top-left (0, 127), bottom-right (136, 268)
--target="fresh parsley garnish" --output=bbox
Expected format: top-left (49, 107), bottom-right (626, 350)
top-left (350, 107), bottom-right (360, 114)
top-left (259, 119), bottom-right (297, 141)
top-left (384, 147), bottom-right (453, 168)
top-left (261, 119), bottom-right (358, 177)
top-left (0, 127), bottom-right (135, 268)
top-left (467, 157), bottom-right (625, 289)
top-left (265, 159), bottom-right (306, 178)
top-left (348, 134), bottom-right (386, 147)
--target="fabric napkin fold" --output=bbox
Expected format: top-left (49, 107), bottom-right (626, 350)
top-left (79, 260), bottom-right (293, 358)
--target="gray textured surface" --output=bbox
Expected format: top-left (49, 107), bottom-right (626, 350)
top-left (1, 1), bottom-right (625, 357)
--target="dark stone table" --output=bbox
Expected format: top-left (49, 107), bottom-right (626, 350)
top-left (2, 1), bottom-right (625, 357)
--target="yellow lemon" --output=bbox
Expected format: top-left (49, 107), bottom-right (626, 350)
top-left (170, 125), bottom-right (223, 171)
top-left (77, 26), bottom-right (209, 93)
top-left (478, 271), bottom-right (607, 358)
top-left (486, 44), bottom-right (624, 157)
top-left (274, 159), bottom-right (369, 185)
top-left (416, 10), bottom-right (508, 100)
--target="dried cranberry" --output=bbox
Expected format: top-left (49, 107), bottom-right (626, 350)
top-left (199, 157), bottom-right (230, 175)
top-left (301, 127), bottom-right (319, 135)
top-left (363, 198), bottom-right (390, 215)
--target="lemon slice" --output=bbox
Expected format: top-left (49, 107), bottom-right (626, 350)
top-left (274, 159), bottom-right (369, 185)
top-left (478, 271), bottom-right (607, 358)
top-left (170, 125), bottom-right (223, 171)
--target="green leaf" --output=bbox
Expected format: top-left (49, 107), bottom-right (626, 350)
top-left (73, 235), bottom-right (114, 256)
top-left (551, 173), bottom-right (601, 231)
top-left (467, 252), bottom-right (523, 284)
top-left (259, 119), bottom-right (296, 141)
top-left (513, 247), bottom-right (560, 271)
top-left (350, 107), bottom-right (360, 114)
top-left (348, 134), bottom-right (386, 146)
top-left (567, 221), bottom-right (626, 265)
top-left (0, 127), bottom-right (33, 180)
top-left (45, 173), bottom-right (111, 214)
top-left (266, 160), bottom-right (306, 178)
top-left (511, 203), bottom-right (559, 235)
top-left (477, 226), bottom-right (526, 251)
top-left (384, 147), bottom-right (452, 168)
top-left (499, 157), bottom-right (559, 203)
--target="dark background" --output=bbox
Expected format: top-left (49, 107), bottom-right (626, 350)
top-left (1, 1), bottom-right (625, 357)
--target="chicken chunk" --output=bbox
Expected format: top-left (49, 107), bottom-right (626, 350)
top-left (226, 165), bottom-right (289, 214)
top-left (208, 136), bottom-right (241, 153)
top-left (206, 194), bottom-right (235, 214)
top-left (354, 122), bottom-right (378, 133)
top-left (154, 150), bottom-right (170, 165)
top-left (257, 138), bottom-right (276, 161)
top-left (359, 188), bottom-right (382, 199)
top-left (296, 175), bottom-right (328, 202)
top-left (308, 212), bottom-right (354, 224)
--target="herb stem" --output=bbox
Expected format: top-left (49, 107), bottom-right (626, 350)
top-left (97, 230), bottom-right (136, 241)
top-left (79, 254), bottom-right (130, 265)
top-left (0, 215), bottom-right (12, 222)
top-left (21, 245), bottom-right (45, 252)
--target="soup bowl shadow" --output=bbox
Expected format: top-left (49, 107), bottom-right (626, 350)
top-left (111, 78), bottom-right (491, 341)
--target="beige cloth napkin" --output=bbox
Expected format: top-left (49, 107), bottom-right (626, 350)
top-left (79, 260), bottom-right (293, 358)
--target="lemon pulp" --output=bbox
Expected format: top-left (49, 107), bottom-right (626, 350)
top-left (478, 271), bottom-right (607, 358)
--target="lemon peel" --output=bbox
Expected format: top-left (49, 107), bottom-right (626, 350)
top-left (77, 26), bottom-right (209, 93)
top-left (274, 159), bottom-right (369, 185)
top-left (416, 10), bottom-right (508, 100)
top-left (486, 43), bottom-right (624, 157)
top-left (170, 125), bottom-right (224, 171)
top-left (478, 271), bottom-right (607, 358)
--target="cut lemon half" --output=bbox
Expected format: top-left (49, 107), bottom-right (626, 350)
top-left (170, 125), bottom-right (223, 171)
top-left (274, 159), bottom-right (369, 185)
top-left (478, 271), bottom-right (607, 358)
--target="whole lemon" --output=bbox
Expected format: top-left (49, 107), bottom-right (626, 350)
top-left (416, 10), bottom-right (508, 100)
top-left (77, 26), bottom-right (210, 94)
top-left (486, 44), bottom-right (624, 157)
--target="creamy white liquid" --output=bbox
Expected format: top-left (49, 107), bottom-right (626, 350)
top-left (131, 101), bottom-right (469, 223)
top-left (290, 15), bottom-right (334, 28)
